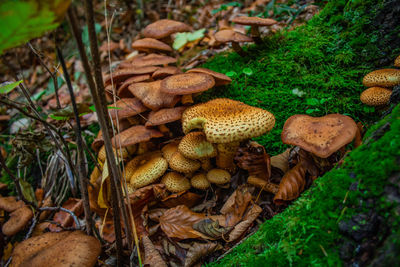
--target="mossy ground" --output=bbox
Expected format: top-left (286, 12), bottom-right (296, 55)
top-left (198, 0), bottom-right (400, 265)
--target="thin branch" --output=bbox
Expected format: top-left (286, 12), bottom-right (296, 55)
top-left (56, 46), bottom-right (93, 236)
top-left (39, 206), bottom-right (81, 229)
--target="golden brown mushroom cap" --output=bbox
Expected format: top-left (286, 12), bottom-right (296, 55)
top-left (169, 151), bottom-right (201, 173)
top-left (123, 151), bottom-right (161, 181)
top-left (142, 19), bottom-right (192, 39)
top-left (111, 125), bottom-right (163, 148)
top-left (161, 141), bottom-right (180, 163)
top-left (107, 98), bottom-right (148, 120)
top-left (123, 54), bottom-right (177, 68)
top-left (97, 145), bottom-right (130, 162)
top-left (11, 231), bottom-right (101, 267)
top-left (152, 66), bottom-right (182, 80)
top-left (178, 132), bottom-right (217, 159)
top-left (117, 75), bottom-right (151, 98)
top-left (129, 80), bottom-right (181, 110)
top-left (186, 68), bottom-right (232, 86)
top-left (190, 173), bottom-right (210, 190)
top-left (145, 106), bottom-right (187, 127)
top-left (362, 69), bottom-right (400, 88)
top-left (131, 38), bottom-right (173, 52)
top-left (104, 66), bottom-right (158, 85)
top-left (231, 16), bottom-right (277, 26)
top-left (0, 196), bottom-right (24, 212)
top-left (2, 206), bottom-right (33, 236)
top-left (394, 55), bottom-right (400, 67)
top-left (182, 98), bottom-right (275, 143)
top-left (206, 169), bottom-right (231, 184)
top-left (281, 114), bottom-right (358, 158)
top-left (360, 87), bottom-right (392, 106)
top-left (214, 29), bottom-right (253, 43)
top-left (160, 73), bottom-right (215, 95)
top-left (161, 172), bottom-right (191, 192)
top-left (130, 154), bottom-right (168, 189)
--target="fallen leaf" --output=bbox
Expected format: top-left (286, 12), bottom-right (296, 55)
top-left (161, 191), bottom-right (202, 208)
top-left (273, 162), bottom-right (307, 205)
top-left (193, 218), bottom-right (232, 239)
top-left (159, 205), bottom-right (206, 239)
top-left (228, 204), bottom-right (262, 242)
top-left (48, 198), bottom-right (83, 232)
top-left (184, 242), bottom-right (222, 267)
top-left (220, 185), bottom-right (252, 227)
top-left (143, 236), bottom-right (167, 267)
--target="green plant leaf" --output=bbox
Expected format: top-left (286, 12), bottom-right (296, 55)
top-left (226, 71), bottom-right (237, 77)
top-left (0, 80), bottom-right (22, 94)
top-left (306, 98), bottom-right (320, 106)
top-left (173, 29), bottom-right (206, 50)
top-left (19, 179), bottom-right (37, 205)
top-left (0, 0), bottom-right (71, 55)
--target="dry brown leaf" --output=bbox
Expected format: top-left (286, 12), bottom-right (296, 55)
top-left (220, 186), bottom-right (252, 227)
top-left (270, 149), bottom-right (290, 173)
top-left (247, 176), bottom-right (279, 194)
top-left (235, 141), bottom-right (271, 180)
top-left (184, 242), bottom-right (222, 267)
top-left (273, 162), bottom-right (307, 205)
top-left (228, 204), bottom-right (262, 242)
top-left (48, 198), bottom-right (83, 232)
top-left (148, 208), bottom-right (167, 222)
top-left (161, 191), bottom-right (202, 208)
top-left (159, 205), bottom-right (206, 239)
top-left (193, 219), bottom-right (232, 239)
top-left (143, 235), bottom-right (168, 267)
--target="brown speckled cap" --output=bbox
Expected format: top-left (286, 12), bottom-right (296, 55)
top-left (129, 154), bottom-right (168, 189)
top-left (152, 66), bottom-right (182, 80)
top-left (117, 74), bottom-right (151, 98)
top-left (145, 106), bottom-right (187, 127)
top-left (104, 66), bottom-right (158, 85)
top-left (132, 38), bottom-right (173, 52)
top-left (11, 231), bottom-right (101, 267)
top-left (142, 19), bottom-right (191, 39)
top-left (111, 125), bottom-right (163, 148)
top-left (214, 29), bottom-right (253, 43)
top-left (206, 169), bottom-right (231, 184)
top-left (190, 173), bottom-right (210, 190)
top-left (186, 68), bottom-right (231, 86)
top-left (360, 87), bottom-right (392, 106)
top-left (128, 80), bottom-right (181, 110)
top-left (169, 151), bottom-right (201, 173)
top-left (178, 132), bottom-right (217, 159)
top-left (231, 16), bottom-right (277, 26)
top-left (107, 98), bottom-right (148, 120)
top-left (362, 69), bottom-right (400, 88)
top-left (281, 114), bottom-right (358, 158)
top-left (182, 98), bottom-right (275, 143)
top-left (161, 172), bottom-right (191, 192)
top-left (394, 55), bottom-right (400, 67)
top-left (2, 206), bottom-right (33, 236)
top-left (160, 73), bottom-right (215, 95)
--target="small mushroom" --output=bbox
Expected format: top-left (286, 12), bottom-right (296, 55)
top-left (182, 98), bottom-right (275, 172)
top-left (161, 172), bottom-right (191, 192)
top-left (129, 80), bottom-right (181, 110)
top-left (145, 106), bottom-right (187, 127)
top-left (142, 19), bottom-right (192, 40)
top-left (160, 73), bottom-right (215, 95)
top-left (214, 29), bottom-right (253, 57)
top-left (362, 69), bottom-right (400, 88)
top-left (190, 173), bottom-right (210, 190)
top-left (169, 151), bottom-right (201, 174)
top-left (161, 141), bottom-right (180, 163)
top-left (11, 231), bottom-right (101, 267)
top-left (117, 75), bottom-right (151, 98)
top-left (2, 206), bottom-right (33, 236)
top-left (131, 38), bottom-right (173, 53)
top-left (97, 145), bottom-right (130, 163)
top-left (128, 152), bottom-right (168, 189)
top-left (152, 66), bottom-right (182, 80)
top-left (360, 87), bottom-right (392, 106)
top-left (186, 68), bottom-right (232, 86)
top-left (394, 55), bottom-right (400, 67)
top-left (231, 16), bottom-right (277, 44)
top-left (111, 125), bottom-right (163, 148)
top-left (103, 66), bottom-right (159, 86)
top-left (107, 98), bottom-right (148, 120)
top-left (206, 169), bottom-right (231, 185)
top-left (121, 54), bottom-right (177, 68)
top-left (0, 196), bottom-right (24, 212)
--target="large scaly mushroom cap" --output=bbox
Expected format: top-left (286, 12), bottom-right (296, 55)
top-left (161, 172), bottom-right (191, 192)
top-left (281, 114), bottom-right (358, 158)
top-left (2, 206), bottom-right (33, 236)
top-left (160, 73), bottom-right (215, 95)
top-left (360, 87), bottom-right (392, 106)
top-left (123, 151), bottom-right (161, 182)
top-left (169, 151), bottom-right (201, 174)
top-left (191, 173), bottom-right (210, 190)
top-left (129, 80), bottom-right (181, 111)
top-left (182, 98), bottom-right (275, 143)
top-left (152, 66), bottom-right (182, 80)
top-left (11, 231), bottom-right (101, 267)
top-left (186, 68), bottom-right (232, 86)
top-left (214, 29), bottom-right (253, 43)
top-left (145, 106), bottom-right (187, 127)
top-left (107, 98), bottom-right (148, 120)
top-left (131, 38), bottom-right (173, 52)
top-left (111, 125), bottom-right (163, 148)
top-left (231, 16), bottom-right (277, 26)
top-left (362, 69), bottom-right (400, 88)
top-left (206, 169), bottom-right (231, 184)
top-left (122, 54), bottom-right (177, 68)
top-left (142, 19), bottom-right (192, 39)
top-left (129, 152), bottom-right (168, 189)
top-left (178, 132), bottom-right (217, 159)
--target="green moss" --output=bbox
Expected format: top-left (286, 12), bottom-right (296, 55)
top-left (201, 0), bottom-right (400, 265)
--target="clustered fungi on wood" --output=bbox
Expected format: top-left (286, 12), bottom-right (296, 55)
top-left (360, 57), bottom-right (400, 106)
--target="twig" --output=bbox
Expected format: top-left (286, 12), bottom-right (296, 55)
top-left (56, 46), bottom-right (93, 236)
top-left (67, 7), bottom-right (125, 266)
top-left (24, 213), bottom-right (39, 240)
top-left (39, 206), bottom-right (81, 230)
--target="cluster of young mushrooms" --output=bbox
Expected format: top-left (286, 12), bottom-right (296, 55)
top-left (360, 55), bottom-right (400, 106)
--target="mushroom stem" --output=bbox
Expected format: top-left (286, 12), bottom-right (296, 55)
top-left (181, 94), bottom-right (194, 105)
top-left (250, 26), bottom-right (262, 44)
top-left (247, 176), bottom-right (279, 194)
top-left (200, 158), bottom-right (212, 171)
top-left (232, 42), bottom-right (247, 57)
top-left (216, 142), bottom-right (240, 173)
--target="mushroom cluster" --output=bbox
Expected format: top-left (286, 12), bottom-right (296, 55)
top-left (360, 56), bottom-right (400, 106)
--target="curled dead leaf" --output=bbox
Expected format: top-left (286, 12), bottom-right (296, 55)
top-left (273, 162), bottom-right (307, 205)
top-left (184, 242), bottom-right (222, 267)
top-left (220, 185), bottom-right (252, 227)
top-left (228, 204), bottom-right (262, 242)
top-left (161, 191), bottom-right (202, 208)
top-left (142, 235), bottom-right (167, 267)
top-left (193, 218), bottom-right (232, 239)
